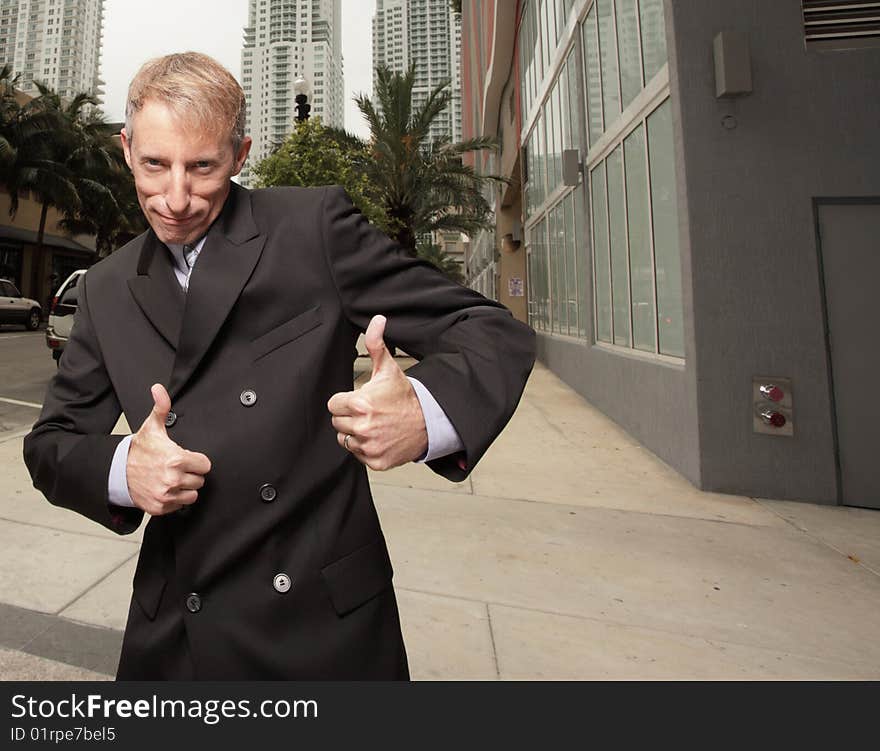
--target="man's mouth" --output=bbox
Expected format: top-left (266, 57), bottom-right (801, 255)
top-left (156, 213), bottom-right (195, 226)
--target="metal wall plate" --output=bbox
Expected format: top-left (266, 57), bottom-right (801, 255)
top-left (753, 376), bottom-right (794, 436)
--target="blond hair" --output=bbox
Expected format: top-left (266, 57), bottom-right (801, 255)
top-left (125, 52), bottom-right (246, 152)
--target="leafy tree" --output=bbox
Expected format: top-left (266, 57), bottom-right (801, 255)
top-left (253, 117), bottom-right (390, 232)
top-left (32, 83), bottom-right (144, 257)
top-left (415, 239), bottom-right (464, 284)
top-left (0, 74), bottom-right (143, 260)
top-left (355, 63), bottom-right (503, 255)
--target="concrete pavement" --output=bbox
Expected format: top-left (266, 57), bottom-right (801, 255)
top-left (1, 361), bottom-right (879, 680)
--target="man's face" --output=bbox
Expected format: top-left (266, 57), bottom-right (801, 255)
top-left (121, 99), bottom-right (251, 246)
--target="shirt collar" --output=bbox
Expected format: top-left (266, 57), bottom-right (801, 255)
top-left (165, 235), bottom-right (208, 275)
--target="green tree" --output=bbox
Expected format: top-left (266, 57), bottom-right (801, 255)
top-left (0, 75), bottom-right (143, 260)
top-left (415, 240), bottom-right (464, 284)
top-left (253, 117), bottom-right (389, 232)
top-left (355, 63), bottom-right (503, 255)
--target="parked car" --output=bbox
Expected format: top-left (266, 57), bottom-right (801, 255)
top-left (46, 269), bottom-right (86, 361)
top-left (0, 278), bottom-right (42, 331)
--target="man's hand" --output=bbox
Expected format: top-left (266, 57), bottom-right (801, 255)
top-left (327, 315), bottom-right (428, 471)
top-left (126, 384), bottom-right (212, 515)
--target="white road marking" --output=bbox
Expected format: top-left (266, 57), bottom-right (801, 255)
top-left (0, 334), bottom-right (35, 341)
top-left (0, 396), bottom-right (42, 409)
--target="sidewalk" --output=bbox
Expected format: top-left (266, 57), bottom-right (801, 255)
top-left (1, 361), bottom-right (879, 680)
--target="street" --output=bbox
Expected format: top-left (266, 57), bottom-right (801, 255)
top-left (0, 327), bottom-right (55, 436)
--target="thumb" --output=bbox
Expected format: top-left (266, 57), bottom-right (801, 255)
top-left (147, 383), bottom-right (171, 431)
top-left (365, 314), bottom-right (394, 379)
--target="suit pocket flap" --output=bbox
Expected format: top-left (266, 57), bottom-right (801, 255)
top-left (251, 304), bottom-right (322, 361)
top-left (320, 538), bottom-right (394, 616)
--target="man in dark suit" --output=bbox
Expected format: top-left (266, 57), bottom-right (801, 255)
top-left (23, 52), bottom-right (535, 679)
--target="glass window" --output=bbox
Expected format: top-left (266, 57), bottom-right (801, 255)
top-left (574, 185), bottom-right (588, 339)
top-left (556, 201), bottom-right (568, 333)
top-left (549, 203), bottom-right (562, 332)
top-left (536, 111), bottom-right (546, 207)
top-left (537, 217), bottom-right (550, 330)
top-left (581, 5), bottom-right (603, 148)
top-left (545, 89), bottom-right (558, 193)
top-left (565, 48), bottom-right (581, 152)
top-left (616, 0), bottom-right (642, 108)
top-left (590, 162), bottom-right (612, 342)
top-left (540, 0), bottom-right (551, 78)
top-left (624, 124), bottom-right (656, 352)
top-left (647, 99), bottom-right (683, 357)
top-left (559, 60), bottom-right (571, 152)
top-left (639, 0), bottom-right (667, 83)
top-left (564, 191), bottom-right (578, 335)
top-left (597, 0), bottom-right (620, 128)
top-left (607, 145), bottom-right (630, 347)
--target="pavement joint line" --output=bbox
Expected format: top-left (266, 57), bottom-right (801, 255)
top-left (485, 602), bottom-right (501, 680)
top-left (0, 396), bottom-right (42, 409)
top-left (395, 585), bottom-right (877, 674)
top-left (380, 484), bottom-right (790, 530)
top-left (751, 497), bottom-right (880, 579)
top-left (0, 514), bottom-right (143, 545)
top-left (54, 548), bottom-right (140, 617)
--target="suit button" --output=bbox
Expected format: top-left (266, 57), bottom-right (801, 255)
top-left (240, 389), bottom-right (257, 407)
top-left (273, 573), bottom-right (291, 593)
top-left (185, 593), bottom-right (202, 613)
top-left (165, 411), bottom-right (177, 428)
top-left (260, 483), bottom-right (277, 502)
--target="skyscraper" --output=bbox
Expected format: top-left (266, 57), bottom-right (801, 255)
top-left (241, 0), bottom-right (344, 186)
top-left (372, 0), bottom-right (461, 144)
top-left (0, 0), bottom-right (105, 104)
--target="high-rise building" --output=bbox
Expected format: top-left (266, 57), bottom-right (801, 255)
top-left (0, 0), bottom-right (105, 104)
top-left (240, 0), bottom-right (344, 187)
top-left (372, 0), bottom-right (461, 144)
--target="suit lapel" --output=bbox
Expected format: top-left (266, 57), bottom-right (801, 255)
top-left (127, 230), bottom-right (185, 350)
top-left (168, 183), bottom-right (266, 399)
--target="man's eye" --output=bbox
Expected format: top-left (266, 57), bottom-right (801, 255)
top-left (195, 161), bottom-right (212, 169)
top-left (145, 159), bottom-right (162, 167)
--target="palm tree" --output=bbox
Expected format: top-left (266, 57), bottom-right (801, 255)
top-left (355, 64), bottom-right (503, 255)
top-left (415, 240), bottom-right (464, 284)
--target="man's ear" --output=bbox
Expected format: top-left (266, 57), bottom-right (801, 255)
top-left (120, 128), bottom-right (134, 171)
top-left (231, 136), bottom-right (252, 177)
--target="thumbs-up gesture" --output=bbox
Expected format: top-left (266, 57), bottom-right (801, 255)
top-left (327, 315), bottom-right (428, 471)
top-left (126, 384), bottom-right (212, 516)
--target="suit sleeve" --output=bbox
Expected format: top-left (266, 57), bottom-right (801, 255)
top-left (23, 272), bottom-right (144, 535)
top-left (320, 185), bottom-right (536, 482)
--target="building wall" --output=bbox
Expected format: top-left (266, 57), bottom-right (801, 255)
top-left (666, 0), bottom-right (880, 501)
top-left (464, 0), bottom-right (880, 503)
top-left (0, 0), bottom-right (105, 104)
top-left (241, 0), bottom-right (344, 187)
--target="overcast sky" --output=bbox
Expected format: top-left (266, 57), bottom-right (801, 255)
top-left (101, 0), bottom-right (375, 137)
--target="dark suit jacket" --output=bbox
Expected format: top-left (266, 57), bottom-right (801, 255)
top-left (23, 184), bottom-right (535, 680)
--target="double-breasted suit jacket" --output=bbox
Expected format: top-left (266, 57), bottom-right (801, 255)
top-left (24, 183), bottom-right (536, 680)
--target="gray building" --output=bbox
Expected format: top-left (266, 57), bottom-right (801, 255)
top-left (373, 0), bottom-right (462, 143)
top-left (0, 0), bottom-right (105, 104)
top-left (240, 0), bottom-right (344, 186)
top-left (462, 0), bottom-right (880, 509)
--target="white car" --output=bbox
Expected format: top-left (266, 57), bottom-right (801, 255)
top-left (46, 269), bottom-right (86, 362)
top-left (0, 278), bottom-right (42, 331)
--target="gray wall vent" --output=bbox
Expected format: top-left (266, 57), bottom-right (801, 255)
top-left (803, 1), bottom-right (880, 50)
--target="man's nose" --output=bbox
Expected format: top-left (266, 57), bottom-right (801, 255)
top-left (164, 169), bottom-right (191, 215)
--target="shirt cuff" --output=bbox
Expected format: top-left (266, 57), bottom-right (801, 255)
top-left (407, 376), bottom-right (464, 463)
top-left (108, 434), bottom-right (135, 507)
